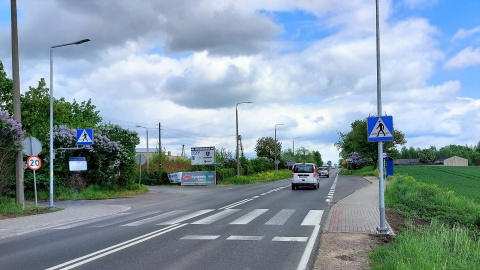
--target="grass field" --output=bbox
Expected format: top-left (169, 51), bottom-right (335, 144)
top-left (394, 166), bottom-right (480, 204)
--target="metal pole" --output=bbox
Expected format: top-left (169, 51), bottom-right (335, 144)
top-left (136, 125), bottom-right (149, 170)
top-left (376, 0), bottom-right (388, 234)
top-left (49, 39), bottom-right (90, 209)
top-left (236, 105), bottom-right (239, 176)
top-left (274, 124), bottom-right (284, 170)
top-left (235, 102), bottom-right (252, 176)
top-left (159, 122), bottom-right (161, 166)
top-left (293, 137), bottom-right (300, 163)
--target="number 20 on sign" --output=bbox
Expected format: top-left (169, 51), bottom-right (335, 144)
top-left (27, 156), bottom-right (42, 171)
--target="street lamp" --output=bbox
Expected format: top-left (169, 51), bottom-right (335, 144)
top-left (49, 38), bottom-right (90, 209)
top-left (293, 137), bottom-right (300, 162)
top-left (136, 125), bottom-right (149, 170)
top-left (236, 101), bottom-right (253, 176)
top-left (274, 123), bottom-right (284, 170)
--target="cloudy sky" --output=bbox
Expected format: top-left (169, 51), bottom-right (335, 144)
top-left (1, 0), bottom-right (479, 164)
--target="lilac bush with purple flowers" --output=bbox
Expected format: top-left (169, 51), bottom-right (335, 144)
top-left (48, 124), bottom-right (136, 189)
top-left (0, 110), bottom-right (24, 196)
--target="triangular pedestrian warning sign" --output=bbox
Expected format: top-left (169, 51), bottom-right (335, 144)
top-left (368, 118), bottom-right (392, 138)
top-left (78, 129), bottom-right (92, 143)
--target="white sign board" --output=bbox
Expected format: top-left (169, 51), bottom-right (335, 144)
top-left (191, 147), bottom-right (215, 165)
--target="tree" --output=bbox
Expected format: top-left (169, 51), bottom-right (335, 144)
top-left (20, 78), bottom-right (102, 142)
top-left (335, 118), bottom-right (407, 168)
top-left (419, 146), bottom-right (437, 163)
top-left (0, 61), bottom-right (13, 113)
top-left (255, 137), bottom-right (281, 161)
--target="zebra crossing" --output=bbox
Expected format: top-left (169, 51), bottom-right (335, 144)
top-left (53, 208), bottom-right (324, 230)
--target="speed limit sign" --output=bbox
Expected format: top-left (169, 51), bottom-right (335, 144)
top-left (27, 156), bottom-right (42, 171)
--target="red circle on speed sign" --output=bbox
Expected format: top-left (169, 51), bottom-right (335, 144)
top-left (27, 156), bottom-right (42, 170)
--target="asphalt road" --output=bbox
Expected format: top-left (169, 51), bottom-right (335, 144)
top-left (0, 169), bottom-right (366, 270)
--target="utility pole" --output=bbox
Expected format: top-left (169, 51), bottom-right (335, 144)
top-left (11, 0), bottom-right (24, 206)
top-left (158, 122), bottom-right (162, 165)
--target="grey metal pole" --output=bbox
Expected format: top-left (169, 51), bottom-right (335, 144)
top-left (236, 105), bottom-right (239, 176)
top-left (235, 102), bottom-right (252, 176)
top-left (376, 0), bottom-right (389, 234)
top-left (136, 125), bottom-right (149, 170)
top-left (274, 124), bottom-right (284, 170)
top-left (293, 137), bottom-right (300, 163)
top-left (49, 39), bottom-right (90, 209)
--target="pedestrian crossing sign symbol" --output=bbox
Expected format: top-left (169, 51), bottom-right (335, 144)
top-left (367, 116), bottom-right (394, 142)
top-left (76, 129), bottom-right (94, 145)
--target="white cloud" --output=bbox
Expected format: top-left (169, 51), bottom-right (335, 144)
top-left (452, 26), bottom-right (480, 40)
top-left (444, 47), bottom-right (480, 69)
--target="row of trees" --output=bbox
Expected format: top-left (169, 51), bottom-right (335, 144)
top-left (399, 144), bottom-right (480, 165)
top-left (335, 118), bottom-right (480, 168)
top-left (0, 61), bottom-right (140, 199)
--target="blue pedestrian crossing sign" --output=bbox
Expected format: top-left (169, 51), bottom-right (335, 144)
top-left (76, 129), bottom-right (94, 145)
top-left (367, 116), bottom-right (394, 142)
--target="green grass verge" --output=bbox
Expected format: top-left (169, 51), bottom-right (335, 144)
top-left (369, 220), bottom-right (480, 269)
top-left (0, 197), bottom-right (60, 220)
top-left (340, 166), bottom-right (378, 177)
top-left (220, 170), bottom-right (292, 185)
top-left (369, 172), bottom-right (480, 269)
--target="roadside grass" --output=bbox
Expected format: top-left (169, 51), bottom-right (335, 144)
top-left (369, 172), bottom-right (480, 269)
top-left (369, 220), bottom-right (480, 269)
top-left (0, 197), bottom-right (59, 220)
top-left (220, 169), bottom-right (292, 185)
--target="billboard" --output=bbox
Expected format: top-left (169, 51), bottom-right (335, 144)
top-left (181, 171), bottom-right (216, 186)
top-left (191, 146), bottom-right (215, 165)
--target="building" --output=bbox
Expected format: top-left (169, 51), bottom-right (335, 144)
top-left (443, 156), bottom-right (468, 166)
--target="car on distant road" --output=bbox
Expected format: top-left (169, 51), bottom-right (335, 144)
top-left (318, 166), bottom-right (329, 178)
top-left (291, 162), bottom-right (319, 190)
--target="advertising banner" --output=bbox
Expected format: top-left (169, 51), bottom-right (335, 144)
top-left (181, 171), bottom-right (216, 186)
top-left (168, 172), bottom-right (182, 183)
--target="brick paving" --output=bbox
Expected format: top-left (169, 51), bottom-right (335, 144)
top-left (323, 177), bottom-right (391, 234)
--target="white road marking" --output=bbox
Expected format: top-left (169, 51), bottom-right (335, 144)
top-left (272, 237), bottom-right (308, 242)
top-left (122, 210), bottom-right (187, 226)
top-left (181, 235), bottom-right (220, 240)
top-left (265, 209), bottom-right (295, 225)
top-left (157, 209), bottom-right (214, 225)
top-left (53, 212), bottom-right (136, 230)
top-left (227, 235), bottom-right (264, 241)
top-left (297, 224), bottom-right (321, 270)
top-left (229, 209), bottom-right (268, 224)
top-left (191, 209), bottom-right (240, 224)
top-left (46, 224), bottom-right (187, 270)
top-left (301, 210), bottom-right (324, 226)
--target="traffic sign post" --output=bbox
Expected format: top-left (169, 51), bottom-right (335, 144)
top-left (27, 156), bottom-right (42, 171)
top-left (26, 156), bottom-right (42, 206)
top-left (367, 116), bottom-right (394, 142)
top-left (76, 129), bottom-right (94, 145)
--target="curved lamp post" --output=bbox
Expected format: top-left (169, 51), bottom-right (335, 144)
top-left (49, 38), bottom-right (90, 209)
top-left (236, 101), bottom-right (253, 176)
top-left (274, 123), bottom-right (284, 170)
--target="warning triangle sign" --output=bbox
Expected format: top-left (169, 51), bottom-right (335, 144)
top-left (78, 129), bottom-right (93, 143)
top-left (368, 118), bottom-right (392, 138)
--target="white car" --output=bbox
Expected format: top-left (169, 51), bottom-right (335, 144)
top-left (291, 162), bottom-right (319, 190)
